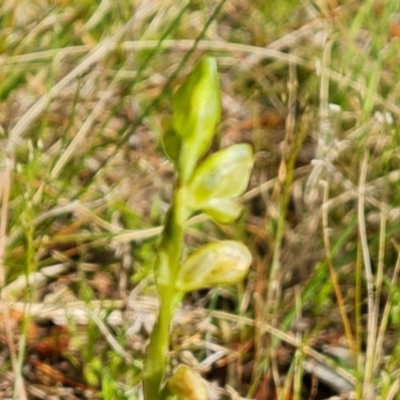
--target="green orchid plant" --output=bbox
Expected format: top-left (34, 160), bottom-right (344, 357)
top-left (142, 56), bottom-right (254, 400)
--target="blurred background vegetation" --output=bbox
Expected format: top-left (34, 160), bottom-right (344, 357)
top-left (1, 0), bottom-right (400, 399)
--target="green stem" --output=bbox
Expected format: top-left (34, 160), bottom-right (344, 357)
top-left (142, 186), bottom-right (187, 399)
top-left (143, 294), bottom-right (178, 398)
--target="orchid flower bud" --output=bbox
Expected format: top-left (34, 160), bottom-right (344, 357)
top-left (171, 56), bottom-right (221, 182)
top-left (176, 241), bottom-right (252, 292)
top-left (187, 143), bottom-right (253, 223)
top-left (166, 364), bottom-right (207, 400)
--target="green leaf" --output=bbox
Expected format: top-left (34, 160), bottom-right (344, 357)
top-left (188, 143), bottom-right (253, 206)
top-left (172, 56), bottom-right (221, 182)
top-left (202, 198), bottom-right (243, 224)
top-left (161, 116), bottom-right (181, 165)
top-left (176, 240), bottom-right (252, 292)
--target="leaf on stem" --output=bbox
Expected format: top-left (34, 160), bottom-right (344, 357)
top-left (161, 116), bottom-right (181, 165)
top-left (202, 198), bottom-right (243, 223)
top-left (187, 143), bottom-right (253, 222)
top-left (176, 240), bottom-right (252, 292)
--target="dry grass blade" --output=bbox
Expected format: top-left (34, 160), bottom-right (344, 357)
top-left (358, 151), bottom-right (376, 399)
top-left (322, 181), bottom-right (356, 359)
top-left (1, 1), bottom-right (400, 398)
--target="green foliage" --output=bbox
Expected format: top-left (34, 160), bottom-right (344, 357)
top-left (170, 56), bottom-right (221, 182)
top-left (177, 241), bottom-right (252, 292)
top-left (142, 56), bottom-right (254, 399)
top-left (187, 143), bottom-right (253, 222)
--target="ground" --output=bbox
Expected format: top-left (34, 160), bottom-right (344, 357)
top-left (1, 1), bottom-right (400, 399)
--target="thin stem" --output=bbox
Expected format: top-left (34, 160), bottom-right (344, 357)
top-left (359, 152), bottom-right (375, 399)
top-left (142, 186), bottom-right (187, 399)
top-left (322, 182), bottom-right (356, 359)
top-left (143, 296), bottom-right (177, 398)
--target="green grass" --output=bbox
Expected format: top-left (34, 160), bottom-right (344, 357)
top-left (1, 0), bottom-right (400, 399)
